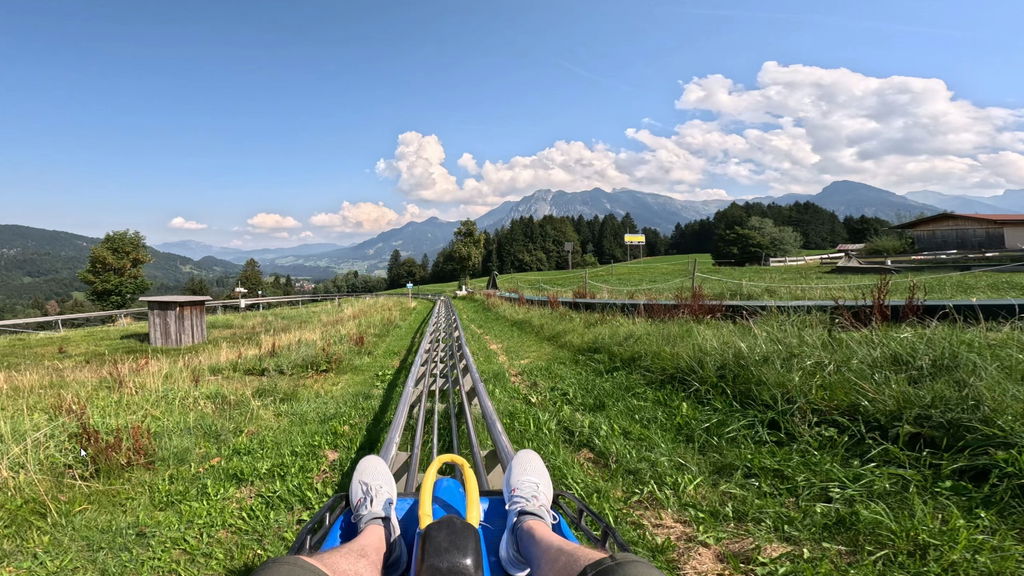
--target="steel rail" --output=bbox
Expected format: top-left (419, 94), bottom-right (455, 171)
top-left (451, 306), bottom-right (516, 470)
top-left (380, 296), bottom-right (515, 492)
top-left (379, 301), bottom-right (441, 467)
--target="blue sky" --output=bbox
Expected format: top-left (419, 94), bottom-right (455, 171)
top-left (2, 1), bottom-right (1023, 248)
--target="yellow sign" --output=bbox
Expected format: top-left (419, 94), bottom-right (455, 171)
top-left (624, 233), bottom-right (646, 245)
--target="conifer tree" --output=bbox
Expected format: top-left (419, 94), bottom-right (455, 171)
top-left (237, 258), bottom-right (263, 295)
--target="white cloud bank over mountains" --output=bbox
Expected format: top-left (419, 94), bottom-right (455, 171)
top-left (201, 62), bottom-right (1024, 246)
top-left (376, 61), bottom-right (1024, 206)
top-left (310, 201), bottom-right (437, 233)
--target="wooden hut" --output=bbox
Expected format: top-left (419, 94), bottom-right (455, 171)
top-left (892, 213), bottom-right (1024, 251)
top-left (140, 296), bottom-right (212, 347)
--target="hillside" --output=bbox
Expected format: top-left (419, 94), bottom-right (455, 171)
top-left (0, 225), bottom-right (240, 319)
top-left (748, 180), bottom-right (941, 221)
top-left (154, 240), bottom-right (347, 271)
top-left (903, 190), bottom-right (1004, 213)
top-left (475, 187), bottom-right (728, 231)
top-left (147, 183), bottom-right (948, 273)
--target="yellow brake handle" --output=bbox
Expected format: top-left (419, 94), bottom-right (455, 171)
top-left (417, 454), bottom-right (481, 530)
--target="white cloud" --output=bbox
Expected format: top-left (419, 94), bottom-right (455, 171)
top-left (377, 133), bottom-right (703, 205)
top-left (246, 212), bottom-right (302, 231)
top-left (168, 216), bottom-right (208, 230)
top-left (299, 230), bottom-right (315, 240)
top-left (374, 132), bottom-right (460, 202)
top-left (310, 201), bottom-right (437, 233)
top-left (376, 62), bottom-right (1024, 209)
top-left (270, 232), bottom-right (291, 239)
top-left (672, 61), bottom-right (1024, 195)
top-left (457, 152), bottom-right (480, 175)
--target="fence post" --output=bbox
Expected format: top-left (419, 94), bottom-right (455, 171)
top-left (584, 269), bottom-right (589, 296)
top-left (690, 259), bottom-right (698, 293)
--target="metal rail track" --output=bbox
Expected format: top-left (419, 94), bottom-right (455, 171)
top-left (380, 297), bottom-right (513, 492)
top-left (291, 296), bottom-right (630, 557)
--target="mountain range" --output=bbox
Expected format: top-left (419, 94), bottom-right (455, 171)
top-left (156, 188), bottom-right (733, 275)
top-left (149, 181), bottom-right (1024, 275)
top-left (0, 224), bottom-right (241, 319)
top-left (7, 180), bottom-right (1024, 317)
top-left (159, 181), bottom-right (953, 274)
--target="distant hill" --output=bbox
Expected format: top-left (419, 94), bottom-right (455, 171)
top-left (0, 225), bottom-right (240, 319)
top-left (903, 190), bottom-right (1004, 213)
top-left (228, 189), bottom-right (728, 274)
top-left (154, 240), bottom-right (347, 264)
top-left (748, 180), bottom-right (942, 222)
top-left (143, 182), bottom-right (967, 280)
top-left (476, 188), bottom-right (729, 231)
top-left (971, 189), bottom-right (1024, 213)
top-left (304, 217), bottom-right (461, 275)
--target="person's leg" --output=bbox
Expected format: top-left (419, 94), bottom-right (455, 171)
top-left (516, 520), bottom-right (606, 576)
top-left (500, 449), bottom-right (665, 576)
top-left (251, 526), bottom-right (386, 576)
top-left (251, 454), bottom-right (406, 576)
top-left (300, 525), bottom-right (387, 575)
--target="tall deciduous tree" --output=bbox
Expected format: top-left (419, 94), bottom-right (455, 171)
top-left (451, 220), bottom-right (484, 286)
top-left (712, 216), bottom-right (803, 265)
top-left (77, 229), bottom-right (153, 310)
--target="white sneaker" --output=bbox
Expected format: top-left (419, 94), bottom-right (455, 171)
top-left (499, 449), bottom-right (557, 576)
top-left (349, 455), bottom-right (407, 576)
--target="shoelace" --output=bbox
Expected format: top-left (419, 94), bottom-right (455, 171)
top-left (505, 478), bottom-right (558, 524)
top-left (353, 480), bottom-right (390, 518)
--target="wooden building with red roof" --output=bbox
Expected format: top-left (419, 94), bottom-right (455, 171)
top-left (892, 213), bottom-right (1024, 251)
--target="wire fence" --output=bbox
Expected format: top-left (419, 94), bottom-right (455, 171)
top-left (500, 258), bottom-right (1024, 302)
top-left (0, 293), bottom-right (412, 336)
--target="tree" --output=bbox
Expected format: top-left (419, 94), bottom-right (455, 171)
top-left (237, 258), bottom-right (264, 295)
top-left (771, 201), bottom-right (846, 249)
top-left (183, 275), bottom-right (210, 296)
top-left (712, 216), bottom-right (803, 265)
top-left (640, 226), bottom-right (666, 256)
top-left (429, 244), bottom-right (461, 283)
top-left (843, 215), bottom-right (892, 243)
top-left (386, 249), bottom-right (404, 289)
top-left (78, 229), bottom-right (153, 310)
top-left (450, 220), bottom-right (484, 285)
top-left (596, 214), bottom-right (625, 263)
top-left (396, 257), bottom-right (425, 285)
top-left (862, 232), bottom-right (914, 256)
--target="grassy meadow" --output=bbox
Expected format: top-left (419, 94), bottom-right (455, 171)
top-left (3, 291), bottom-right (1024, 575)
top-left (457, 297), bottom-right (1024, 574)
top-left (0, 298), bottom-right (432, 575)
top-left (472, 254), bottom-right (1024, 302)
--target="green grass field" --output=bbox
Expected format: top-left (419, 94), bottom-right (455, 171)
top-left (434, 254), bottom-right (1024, 302)
top-left (3, 295), bottom-right (1023, 574)
top-left (456, 297), bottom-right (1024, 574)
top-left (0, 298), bottom-right (432, 575)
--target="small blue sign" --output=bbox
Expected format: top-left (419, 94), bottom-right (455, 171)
top-left (406, 283), bottom-right (414, 289)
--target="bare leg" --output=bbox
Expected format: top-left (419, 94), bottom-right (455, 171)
top-left (518, 520), bottom-right (606, 576)
top-left (298, 525), bottom-right (386, 576)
